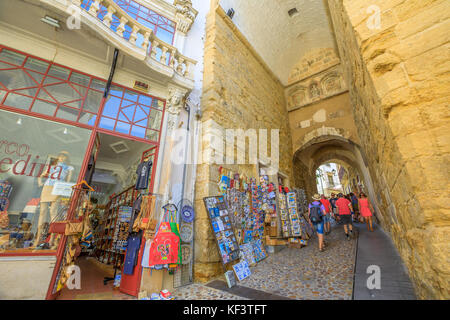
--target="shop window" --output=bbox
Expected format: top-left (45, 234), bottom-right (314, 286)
top-left (328, 174), bottom-right (335, 187)
top-left (0, 110), bottom-right (91, 253)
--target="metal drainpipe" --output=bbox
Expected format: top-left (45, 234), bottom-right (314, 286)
top-left (101, 47), bottom-right (120, 285)
top-left (180, 100), bottom-right (191, 211)
top-left (104, 48), bottom-right (119, 98)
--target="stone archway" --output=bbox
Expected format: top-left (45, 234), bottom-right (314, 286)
top-left (292, 134), bottom-right (381, 220)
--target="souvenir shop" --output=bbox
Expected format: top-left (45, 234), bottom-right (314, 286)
top-left (0, 46), bottom-right (196, 300)
top-left (202, 166), bottom-right (313, 286)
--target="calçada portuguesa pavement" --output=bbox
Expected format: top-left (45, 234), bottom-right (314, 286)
top-left (172, 220), bottom-right (416, 300)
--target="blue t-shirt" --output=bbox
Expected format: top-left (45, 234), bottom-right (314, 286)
top-left (329, 198), bottom-right (337, 208)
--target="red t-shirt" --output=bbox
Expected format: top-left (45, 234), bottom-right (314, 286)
top-left (320, 199), bottom-right (331, 213)
top-left (336, 198), bottom-right (352, 215)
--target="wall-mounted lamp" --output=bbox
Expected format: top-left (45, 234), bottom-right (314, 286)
top-left (41, 16), bottom-right (61, 28)
top-left (63, 128), bottom-right (68, 134)
top-left (17, 118), bottom-right (22, 125)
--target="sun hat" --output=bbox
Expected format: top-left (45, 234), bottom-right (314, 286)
top-left (312, 194), bottom-right (321, 201)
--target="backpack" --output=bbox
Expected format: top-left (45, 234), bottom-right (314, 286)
top-left (309, 203), bottom-right (323, 224)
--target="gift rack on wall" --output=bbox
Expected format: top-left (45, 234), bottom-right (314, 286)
top-left (95, 186), bottom-right (139, 266)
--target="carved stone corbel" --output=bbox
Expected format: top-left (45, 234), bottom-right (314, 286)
top-left (174, 0), bottom-right (198, 35)
top-left (167, 86), bottom-right (189, 116)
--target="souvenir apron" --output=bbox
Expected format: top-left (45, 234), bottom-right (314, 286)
top-left (148, 207), bottom-right (180, 266)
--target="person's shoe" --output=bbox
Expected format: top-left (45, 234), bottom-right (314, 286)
top-left (346, 234), bottom-right (350, 241)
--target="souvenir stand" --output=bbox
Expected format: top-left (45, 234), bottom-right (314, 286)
top-left (266, 183), bottom-right (310, 248)
top-left (225, 172), bottom-right (268, 266)
top-left (204, 195), bottom-right (240, 266)
top-left (204, 168), bottom-right (274, 286)
top-left (95, 186), bottom-right (138, 267)
top-left (294, 188), bottom-right (314, 240)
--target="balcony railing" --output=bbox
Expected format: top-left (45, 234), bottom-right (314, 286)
top-left (72, 0), bottom-right (196, 80)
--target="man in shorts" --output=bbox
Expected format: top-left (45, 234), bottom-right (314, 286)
top-left (329, 193), bottom-right (338, 222)
top-left (320, 194), bottom-right (332, 235)
top-left (335, 193), bottom-right (354, 240)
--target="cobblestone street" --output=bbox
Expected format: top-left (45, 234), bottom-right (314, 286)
top-left (173, 222), bottom-right (357, 300)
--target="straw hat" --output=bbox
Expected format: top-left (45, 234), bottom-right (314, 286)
top-left (312, 193), bottom-right (321, 201)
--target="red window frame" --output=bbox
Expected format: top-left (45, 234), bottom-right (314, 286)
top-left (0, 45), bottom-right (164, 261)
top-left (0, 45), bottom-right (166, 145)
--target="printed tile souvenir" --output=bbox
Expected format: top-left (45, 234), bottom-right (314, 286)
top-left (212, 220), bottom-right (221, 233)
top-left (251, 239), bottom-right (267, 262)
top-left (233, 260), bottom-right (251, 281)
top-left (239, 243), bottom-right (256, 266)
top-left (225, 270), bottom-right (237, 288)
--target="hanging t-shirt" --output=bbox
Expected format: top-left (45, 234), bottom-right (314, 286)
top-left (135, 161), bottom-right (153, 190)
top-left (123, 232), bottom-right (142, 275)
top-left (336, 198), bottom-right (352, 215)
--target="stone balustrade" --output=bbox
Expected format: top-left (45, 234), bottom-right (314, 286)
top-left (75, 0), bottom-right (196, 80)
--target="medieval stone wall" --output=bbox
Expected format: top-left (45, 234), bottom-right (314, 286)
top-left (193, 4), bottom-right (294, 282)
top-left (327, 0), bottom-right (450, 299)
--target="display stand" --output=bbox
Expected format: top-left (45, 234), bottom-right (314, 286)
top-left (277, 192), bottom-right (290, 238)
top-left (203, 196), bottom-right (240, 268)
top-left (286, 192), bottom-right (302, 237)
top-left (97, 186), bottom-right (138, 285)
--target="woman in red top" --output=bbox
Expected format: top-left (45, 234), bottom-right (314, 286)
top-left (359, 193), bottom-right (374, 232)
top-left (336, 193), bottom-right (354, 240)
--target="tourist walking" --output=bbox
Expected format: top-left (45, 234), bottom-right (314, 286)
top-left (308, 194), bottom-right (326, 252)
top-left (320, 195), bottom-right (332, 234)
top-left (350, 193), bottom-right (359, 222)
top-left (330, 193), bottom-right (338, 222)
top-left (359, 193), bottom-right (374, 232)
top-left (335, 193), bottom-right (354, 240)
